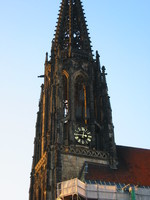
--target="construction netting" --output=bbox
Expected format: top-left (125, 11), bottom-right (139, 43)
top-left (57, 178), bottom-right (150, 200)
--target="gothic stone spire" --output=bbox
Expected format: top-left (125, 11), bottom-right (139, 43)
top-left (53, 0), bottom-right (93, 60)
top-left (29, 2), bottom-right (118, 200)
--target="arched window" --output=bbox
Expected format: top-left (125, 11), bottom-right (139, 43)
top-left (62, 70), bottom-right (69, 144)
top-left (38, 187), bottom-right (41, 200)
top-left (62, 70), bottom-right (69, 118)
top-left (75, 75), bottom-right (89, 125)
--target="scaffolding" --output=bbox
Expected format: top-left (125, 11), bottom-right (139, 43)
top-left (57, 178), bottom-right (150, 200)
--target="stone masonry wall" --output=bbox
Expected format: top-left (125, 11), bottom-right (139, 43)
top-left (61, 153), bottom-right (109, 181)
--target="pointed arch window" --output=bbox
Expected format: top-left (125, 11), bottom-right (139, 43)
top-left (38, 187), bottom-right (41, 200)
top-left (75, 75), bottom-right (89, 125)
top-left (62, 70), bottom-right (69, 144)
top-left (62, 70), bottom-right (69, 118)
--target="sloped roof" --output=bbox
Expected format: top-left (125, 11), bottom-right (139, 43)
top-left (86, 145), bottom-right (150, 186)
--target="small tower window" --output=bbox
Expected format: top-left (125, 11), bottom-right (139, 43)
top-left (38, 187), bottom-right (41, 200)
top-left (62, 71), bottom-right (69, 118)
top-left (62, 70), bottom-right (69, 144)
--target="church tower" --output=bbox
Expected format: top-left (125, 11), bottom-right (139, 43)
top-left (29, 0), bottom-right (117, 199)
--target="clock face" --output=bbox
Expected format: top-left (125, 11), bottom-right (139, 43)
top-left (74, 127), bottom-right (92, 145)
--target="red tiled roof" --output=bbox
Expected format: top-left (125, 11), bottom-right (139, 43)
top-left (86, 145), bottom-right (150, 186)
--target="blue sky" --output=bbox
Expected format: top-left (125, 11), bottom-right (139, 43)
top-left (0, 1), bottom-right (150, 200)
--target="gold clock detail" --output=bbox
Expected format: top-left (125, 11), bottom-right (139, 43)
top-left (74, 127), bottom-right (92, 145)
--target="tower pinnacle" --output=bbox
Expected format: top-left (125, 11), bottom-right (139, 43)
top-left (53, 0), bottom-right (93, 59)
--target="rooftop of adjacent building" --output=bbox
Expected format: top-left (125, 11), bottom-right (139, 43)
top-left (85, 145), bottom-right (150, 187)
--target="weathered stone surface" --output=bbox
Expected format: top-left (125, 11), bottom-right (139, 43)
top-left (61, 153), bottom-right (108, 181)
top-left (29, 1), bottom-right (117, 200)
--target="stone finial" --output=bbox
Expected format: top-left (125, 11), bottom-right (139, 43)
top-left (45, 52), bottom-right (48, 62)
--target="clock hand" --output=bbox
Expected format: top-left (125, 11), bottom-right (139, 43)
top-left (82, 132), bottom-right (85, 138)
top-left (74, 133), bottom-right (82, 136)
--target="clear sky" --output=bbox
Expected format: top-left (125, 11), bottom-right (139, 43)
top-left (0, 0), bottom-right (150, 200)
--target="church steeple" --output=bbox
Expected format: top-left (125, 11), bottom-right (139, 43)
top-left (53, 0), bottom-right (93, 59)
top-left (29, 1), bottom-right (117, 200)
